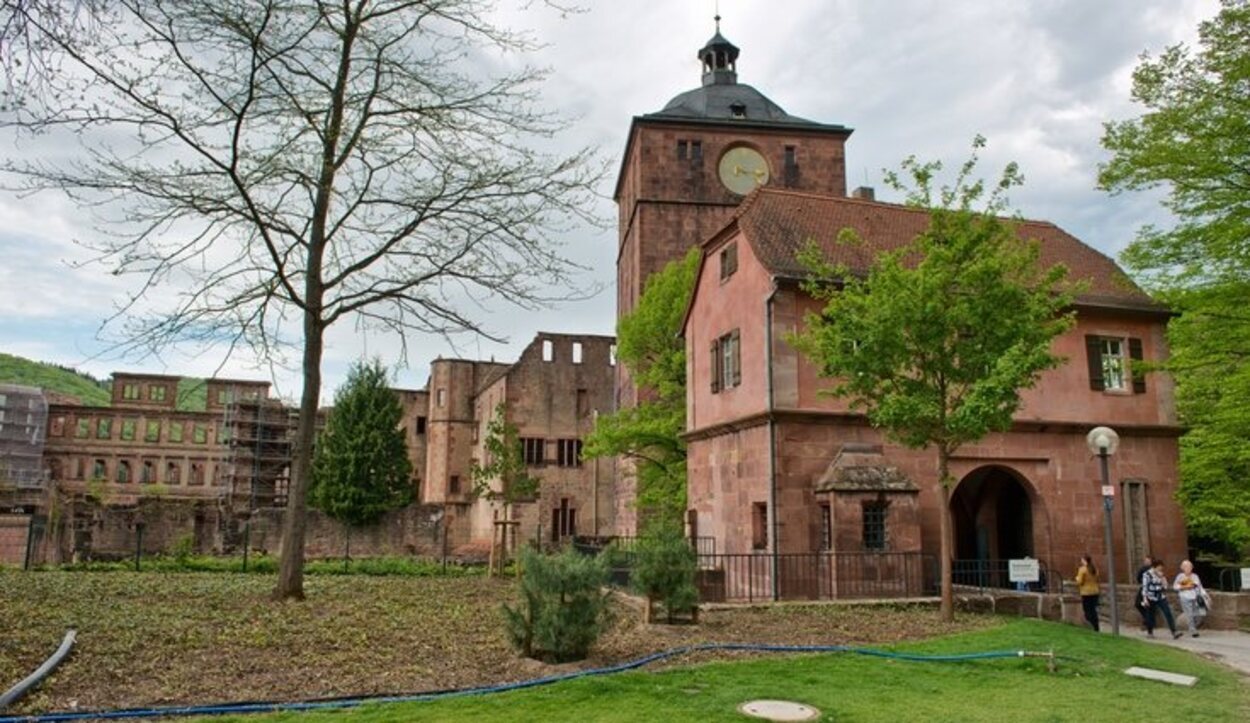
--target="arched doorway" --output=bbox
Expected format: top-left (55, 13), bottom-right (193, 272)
top-left (951, 466), bottom-right (1035, 563)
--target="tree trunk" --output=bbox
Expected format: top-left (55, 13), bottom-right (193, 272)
top-left (273, 311), bottom-right (324, 600)
top-left (938, 447), bottom-right (954, 622)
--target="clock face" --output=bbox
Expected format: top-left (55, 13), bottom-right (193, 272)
top-left (718, 146), bottom-right (770, 195)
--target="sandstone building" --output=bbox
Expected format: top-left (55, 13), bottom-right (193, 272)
top-left (616, 25), bottom-right (1185, 590)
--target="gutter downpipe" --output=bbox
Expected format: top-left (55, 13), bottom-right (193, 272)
top-left (766, 281), bottom-right (780, 601)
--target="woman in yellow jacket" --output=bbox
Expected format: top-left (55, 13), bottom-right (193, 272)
top-left (1075, 555), bottom-right (1101, 631)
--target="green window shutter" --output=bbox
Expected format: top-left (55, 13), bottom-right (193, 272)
top-left (1128, 337), bottom-right (1146, 394)
top-left (1085, 335), bottom-right (1105, 391)
top-left (710, 339), bottom-right (721, 393)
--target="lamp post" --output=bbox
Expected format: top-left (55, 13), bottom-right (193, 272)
top-left (1086, 426), bottom-right (1121, 635)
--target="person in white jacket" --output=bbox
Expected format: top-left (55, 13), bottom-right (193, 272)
top-left (1173, 559), bottom-right (1210, 637)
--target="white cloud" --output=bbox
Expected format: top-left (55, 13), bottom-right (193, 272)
top-left (0, 0), bottom-right (1221, 395)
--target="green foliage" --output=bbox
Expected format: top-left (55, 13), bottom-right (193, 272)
top-left (631, 525), bottom-right (698, 622)
top-left (502, 547), bottom-right (610, 663)
top-left (175, 377), bottom-right (208, 412)
top-left (171, 534), bottom-right (195, 564)
top-left (38, 554), bottom-right (484, 577)
top-left (0, 352), bottom-right (110, 405)
top-left (310, 360), bottom-right (413, 528)
top-left (793, 136), bottom-right (1077, 465)
top-left (471, 403), bottom-right (540, 504)
top-left (585, 248), bottom-right (700, 527)
top-left (1099, 1), bottom-right (1250, 554)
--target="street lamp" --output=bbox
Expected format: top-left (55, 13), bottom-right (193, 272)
top-left (1086, 426), bottom-right (1121, 635)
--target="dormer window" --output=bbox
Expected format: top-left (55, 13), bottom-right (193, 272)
top-left (720, 242), bottom-right (738, 281)
top-left (730, 102), bottom-right (747, 118)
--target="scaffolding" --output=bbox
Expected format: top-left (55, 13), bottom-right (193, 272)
top-left (0, 384), bottom-right (48, 492)
top-left (221, 396), bottom-right (293, 512)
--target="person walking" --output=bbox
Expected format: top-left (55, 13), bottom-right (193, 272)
top-left (1173, 559), bottom-right (1210, 637)
top-left (1134, 555), bottom-right (1154, 631)
top-left (1142, 560), bottom-right (1181, 639)
top-left (1075, 554), bottom-right (1101, 631)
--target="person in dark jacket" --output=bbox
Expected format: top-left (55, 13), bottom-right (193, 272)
top-left (1134, 556), bottom-right (1154, 630)
top-left (1141, 560), bottom-right (1181, 639)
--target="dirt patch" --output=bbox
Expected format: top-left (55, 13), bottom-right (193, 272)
top-left (0, 571), bottom-right (991, 715)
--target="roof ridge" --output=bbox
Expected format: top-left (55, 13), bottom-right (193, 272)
top-left (756, 187), bottom-right (1064, 229)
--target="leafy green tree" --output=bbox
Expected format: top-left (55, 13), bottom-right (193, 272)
top-left (793, 138), bottom-right (1077, 621)
top-left (502, 546), bottom-right (610, 662)
top-left (471, 403), bottom-right (541, 506)
top-left (585, 248), bottom-right (700, 530)
top-left (1099, 0), bottom-right (1250, 554)
top-left (310, 360), bottom-right (412, 563)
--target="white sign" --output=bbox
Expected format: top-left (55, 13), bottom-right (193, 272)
top-left (1101, 485), bottom-right (1115, 497)
top-left (1241, 568), bottom-right (1250, 591)
top-left (1009, 558), bottom-right (1040, 583)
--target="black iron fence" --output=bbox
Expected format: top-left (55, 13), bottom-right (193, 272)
top-left (573, 534), bottom-right (717, 558)
top-left (692, 552), bottom-right (935, 603)
top-left (951, 558), bottom-right (1059, 593)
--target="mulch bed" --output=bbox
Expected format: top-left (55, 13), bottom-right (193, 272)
top-left (0, 571), bottom-right (991, 715)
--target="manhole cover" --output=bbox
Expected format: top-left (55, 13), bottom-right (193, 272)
top-left (737, 699), bottom-right (822, 721)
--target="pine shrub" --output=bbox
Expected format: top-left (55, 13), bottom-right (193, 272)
top-left (503, 547), bottom-right (609, 662)
top-left (631, 525), bottom-right (698, 622)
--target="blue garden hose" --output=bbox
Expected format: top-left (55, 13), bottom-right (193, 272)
top-left (0, 643), bottom-right (1049, 722)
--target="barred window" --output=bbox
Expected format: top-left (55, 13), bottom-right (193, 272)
top-left (520, 437), bottom-right (546, 466)
top-left (557, 439), bottom-right (583, 467)
top-left (862, 502), bottom-right (887, 551)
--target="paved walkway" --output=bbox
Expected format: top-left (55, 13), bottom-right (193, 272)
top-left (1113, 627), bottom-right (1250, 676)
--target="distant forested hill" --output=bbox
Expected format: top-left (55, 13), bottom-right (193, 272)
top-left (0, 353), bottom-right (111, 406)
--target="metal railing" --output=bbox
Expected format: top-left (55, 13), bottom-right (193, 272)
top-left (1216, 567), bottom-right (1248, 593)
top-left (693, 552), bottom-right (935, 603)
top-left (572, 534), bottom-right (717, 558)
top-left (951, 558), bottom-right (1058, 593)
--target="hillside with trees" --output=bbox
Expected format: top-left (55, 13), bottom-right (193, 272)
top-left (0, 353), bottom-right (110, 405)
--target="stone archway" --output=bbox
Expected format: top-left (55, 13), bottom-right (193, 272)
top-left (950, 466), bottom-right (1036, 563)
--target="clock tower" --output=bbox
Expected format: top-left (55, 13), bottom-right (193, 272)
top-left (612, 20), bottom-right (853, 533)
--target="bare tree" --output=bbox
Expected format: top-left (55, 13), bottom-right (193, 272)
top-left (0, 0), bottom-right (603, 599)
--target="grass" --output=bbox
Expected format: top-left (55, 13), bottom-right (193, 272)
top-left (36, 554), bottom-right (487, 577)
top-left (0, 352), bottom-right (110, 405)
top-left (217, 619), bottom-right (1249, 723)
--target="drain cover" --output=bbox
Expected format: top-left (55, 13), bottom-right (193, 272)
top-left (737, 699), bottom-right (822, 721)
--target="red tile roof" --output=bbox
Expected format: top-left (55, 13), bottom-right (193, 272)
top-left (732, 188), bottom-right (1161, 311)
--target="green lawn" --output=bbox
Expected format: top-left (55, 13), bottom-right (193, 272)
top-left (216, 619), bottom-right (1247, 723)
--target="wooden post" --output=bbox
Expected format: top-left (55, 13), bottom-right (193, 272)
top-left (488, 508), bottom-right (499, 577)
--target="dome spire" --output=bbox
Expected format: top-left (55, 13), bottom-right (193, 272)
top-left (699, 11), bottom-right (739, 87)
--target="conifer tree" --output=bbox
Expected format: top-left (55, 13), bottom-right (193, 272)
top-left (310, 360), bottom-right (412, 562)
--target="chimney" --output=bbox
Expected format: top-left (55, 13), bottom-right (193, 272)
top-left (851, 186), bottom-right (875, 201)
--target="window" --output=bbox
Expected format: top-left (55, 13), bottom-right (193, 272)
top-left (677, 140), bottom-right (688, 160)
top-left (1086, 335), bottom-right (1146, 393)
top-left (216, 389), bottom-right (232, 405)
top-left (609, 344), bottom-right (617, 367)
top-left (437, 389), bottom-right (446, 407)
top-left (557, 439), bottom-right (583, 467)
top-left (71, 457), bottom-right (84, 480)
top-left (92, 459), bottom-right (107, 480)
top-left (169, 422), bottom-right (184, 443)
top-left (542, 339), bottom-right (554, 362)
top-left (50, 416), bottom-right (65, 436)
top-left (690, 140), bottom-right (702, 161)
top-left (730, 102), bottom-right (747, 118)
top-left (189, 461), bottom-right (205, 486)
top-left (450, 475), bottom-right (461, 494)
top-left (720, 242), bottom-right (738, 281)
top-left (166, 461), bottom-right (182, 485)
top-left (752, 502), bottom-right (768, 550)
top-left (96, 418), bottom-right (112, 439)
top-left (784, 145), bottom-right (798, 186)
top-left (551, 498), bottom-right (577, 542)
top-left (145, 420), bottom-right (160, 442)
top-left (819, 503), bottom-right (832, 551)
top-left (416, 416), bottom-right (427, 434)
top-left (0, 393), bottom-right (5, 406)
top-left (572, 341), bottom-right (583, 364)
top-left (862, 502), bottom-right (887, 551)
top-left (122, 384), bottom-right (140, 400)
top-left (193, 424), bottom-right (208, 444)
top-left (75, 418), bottom-right (90, 438)
top-left (117, 460), bottom-right (131, 484)
top-left (120, 419), bottom-right (136, 441)
top-left (149, 385), bottom-right (167, 402)
top-left (520, 437), bottom-right (546, 466)
top-left (141, 460), bottom-right (155, 484)
top-left (710, 330), bottom-right (741, 393)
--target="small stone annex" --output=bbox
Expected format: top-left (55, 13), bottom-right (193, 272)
top-left (0, 332), bottom-right (615, 565)
top-left (612, 24), bottom-right (1186, 598)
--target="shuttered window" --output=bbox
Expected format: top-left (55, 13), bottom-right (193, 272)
top-left (710, 330), bottom-right (742, 393)
top-left (1085, 335), bottom-right (1145, 393)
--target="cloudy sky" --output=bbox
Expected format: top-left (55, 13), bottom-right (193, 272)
top-left (0, 0), bottom-right (1217, 400)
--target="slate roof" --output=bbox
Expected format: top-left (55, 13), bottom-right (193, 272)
top-left (732, 188), bottom-right (1162, 312)
top-left (649, 83), bottom-right (833, 128)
